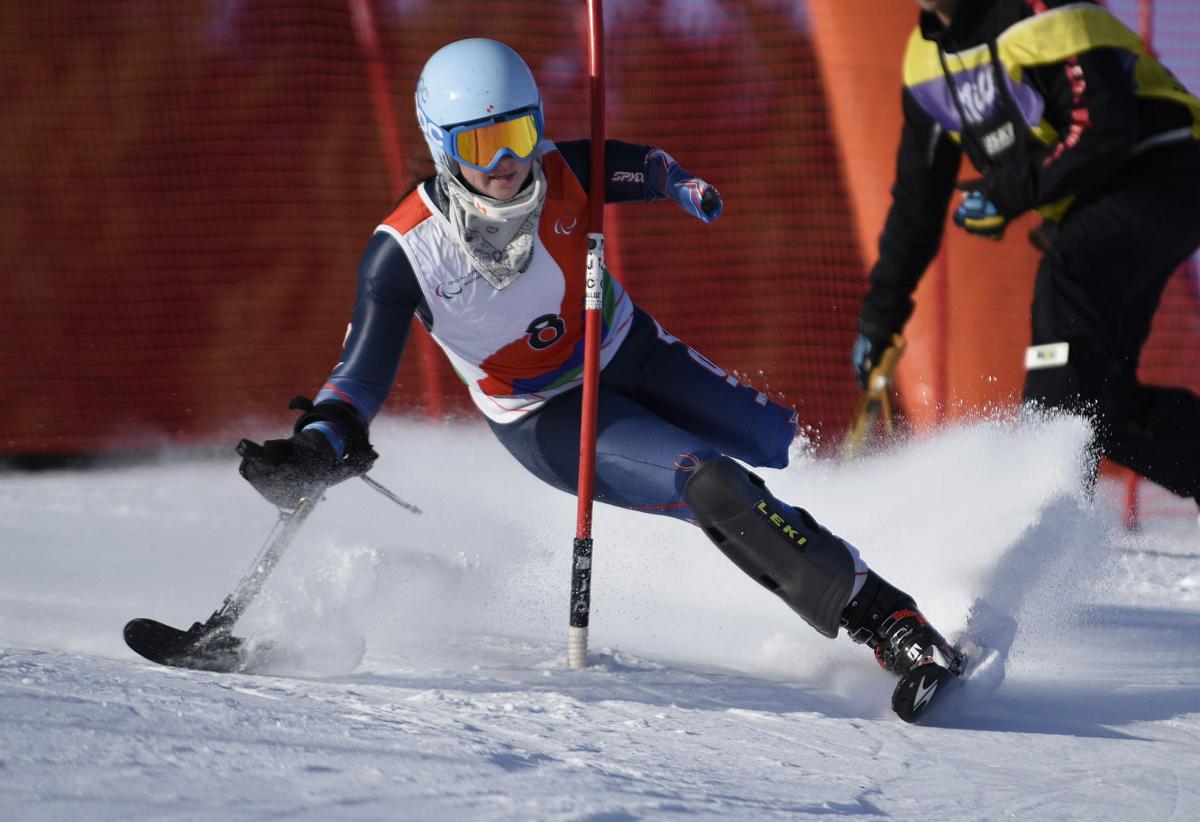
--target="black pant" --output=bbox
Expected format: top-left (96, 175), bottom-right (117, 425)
top-left (1024, 141), bottom-right (1200, 499)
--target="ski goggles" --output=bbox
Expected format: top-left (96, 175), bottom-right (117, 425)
top-left (441, 107), bottom-right (544, 172)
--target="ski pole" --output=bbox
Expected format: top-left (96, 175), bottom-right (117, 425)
top-left (214, 494), bottom-right (322, 625)
top-left (217, 473), bottom-right (418, 624)
top-left (360, 473), bottom-right (422, 514)
top-left (840, 334), bottom-right (906, 461)
top-left (123, 494), bottom-right (323, 670)
top-left (569, 0), bottom-right (606, 670)
top-left (125, 471), bottom-right (422, 670)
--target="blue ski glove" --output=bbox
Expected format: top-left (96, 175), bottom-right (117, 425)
top-left (668, 171), bottom-right (723, 223)
top-left (647, 148), bottom-right (723, 223)
top-left (952, 181), bottom-right (1006, 240)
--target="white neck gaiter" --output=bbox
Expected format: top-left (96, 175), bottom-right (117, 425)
top-left (440, 162), bottom-right (547, 291)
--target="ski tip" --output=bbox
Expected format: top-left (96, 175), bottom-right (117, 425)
top-left (123, 617), bottom-right (162, 640)
top-left (123, 617), bottom-right (245, 673)
top-left (123, 617), bottom-right (180, 665)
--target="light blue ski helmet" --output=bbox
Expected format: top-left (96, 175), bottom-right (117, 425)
top-left (415, 38), bottom-right (544, 174)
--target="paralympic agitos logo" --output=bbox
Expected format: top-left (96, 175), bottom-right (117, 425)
top-left (434, 271), bottom-right (481, 299)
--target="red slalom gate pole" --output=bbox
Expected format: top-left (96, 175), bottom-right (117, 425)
top-left (568, 0), bottom-right (606, 669)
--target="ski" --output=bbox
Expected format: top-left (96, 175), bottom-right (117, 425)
top-left (891, 659), bottom-right (963, 724)
top-left (123, 613), bottom-right (246, 673)
top-left (122, 496), bottom-right (321, 673)
top-left (122, 480), bottom-right (418, 675)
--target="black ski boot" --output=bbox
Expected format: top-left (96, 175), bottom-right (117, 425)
top-left (841, 571), bottom-right (966, 723)
top-left (841, 570), bottom-right (964, 676)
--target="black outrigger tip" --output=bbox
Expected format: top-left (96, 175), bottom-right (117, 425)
top-left (124, 615), bottom-right (246, 673)
top-left (122, 493), bottom-right (326, 675)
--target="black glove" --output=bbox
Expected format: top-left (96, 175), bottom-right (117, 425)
top-left (237, 429), bottom-right (343, 510)
top-left (851, 332), bottom-right (893, 390)
top-left (238, 396), bottom-right (377, 509)
top-left (856, 271), bottom-right (914, 389)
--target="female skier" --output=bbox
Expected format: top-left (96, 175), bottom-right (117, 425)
top-left (237, 38), bottom-right (963, 721)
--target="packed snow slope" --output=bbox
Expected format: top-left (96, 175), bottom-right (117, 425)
top-left (2, 411), bottom-right (1199, 820)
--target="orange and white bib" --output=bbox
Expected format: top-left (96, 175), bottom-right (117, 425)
top-left (376, 144), bottom-right (634, 423)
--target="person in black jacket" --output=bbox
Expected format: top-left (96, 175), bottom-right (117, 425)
top-left (853, 0), bottom-right (1200, 502)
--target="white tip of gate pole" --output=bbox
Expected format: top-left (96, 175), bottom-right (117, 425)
top-left (567, 627), bottom-right (589, 669)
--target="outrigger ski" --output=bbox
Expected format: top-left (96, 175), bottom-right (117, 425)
top-left (122, 480), bottom-right (420, 675)
top-left (123, 495), bottom-right (324, 673)
top-left (124, 612), bottom-right (247, 673)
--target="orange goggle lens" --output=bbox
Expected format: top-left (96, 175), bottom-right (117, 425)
top-left (453, 113), bottom-right (540, 170)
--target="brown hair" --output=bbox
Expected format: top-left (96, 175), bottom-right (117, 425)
top-left (386, 154), bottom-right (438, 213)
